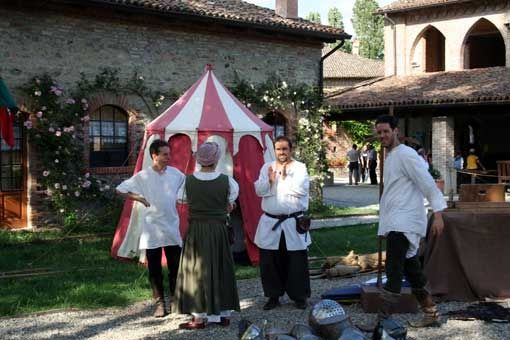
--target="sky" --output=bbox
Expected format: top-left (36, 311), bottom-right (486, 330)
top-left (244, 0), bottom-right (394, 37)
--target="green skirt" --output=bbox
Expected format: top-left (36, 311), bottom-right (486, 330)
top-left (174, 220), bottom-right (240, 315)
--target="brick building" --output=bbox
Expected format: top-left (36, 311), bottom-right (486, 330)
top-left (0, 0), bottom-right (348, 228)
top-left (328, 0), bottom-right (510, 194)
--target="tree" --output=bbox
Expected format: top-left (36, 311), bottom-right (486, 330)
top-left (327, 7), bottom-right (352, 53)
top-left (306, 11), bottom-right (321, 24)
top-left (352, 0), bottom-right (384, 59)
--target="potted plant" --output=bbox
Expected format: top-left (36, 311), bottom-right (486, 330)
top-left (429, 165), bottom-right (444, 193)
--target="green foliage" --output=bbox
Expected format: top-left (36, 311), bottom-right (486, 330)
top-left (328, 7), bottom-right (344, 30)
top-left (352, 0), bottom-right (384, 59)
top-left (20, 69), bottom-right (172, 229)
top-left (306, 11), bottom-right (321, 24)
top-left (327, 7), bottom-right (352, 53)
top-left (230, 73), bottom-right (329, 198)
top-left (339, 120), bottom-right (375, 146)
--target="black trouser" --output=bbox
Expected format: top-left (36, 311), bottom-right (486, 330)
top-left (146, 245), bottom-right (181, 299)
top-left (384, 232), bottom-right (427, 294)
top-left (259, 233), bottom-right (310, 302)
top-left (369, 160), bottom-right (378, 184)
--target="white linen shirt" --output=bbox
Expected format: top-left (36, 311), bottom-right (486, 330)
top-left (378, 144), bottom-right (447, 255)
top-left (176, 171), bottom-right (239, 203)
top-left (116, 166), bottom-right (185, 250)
top-left (254, 160), bottom-right (311, 251)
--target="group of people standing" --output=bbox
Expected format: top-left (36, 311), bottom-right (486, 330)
top-left (116, 115), bottom-right (446, 331)
top-left (346, 143), bottom-right (378, 185)
top-left (116, 135), bottom-right (311, 329)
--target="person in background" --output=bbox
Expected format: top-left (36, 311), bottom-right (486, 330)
top-left (373, 115), bottom-right (446, 328)
top-left (361, 145), bottom-right (369, 183)
top-left (367, 144), bottom-right (378, 185)
top-left (254, 136), bottom-right (311, 311)
top-left (453, 150), bottom-right (464, 188)
top-left (466, 148), bottom-right (485, 171)
top-left (116, 139), bottom-right (185, 318)
top-left (174, 142), bottom-right (240, 330)
top-left (346, 144), bottom-right (361, 185)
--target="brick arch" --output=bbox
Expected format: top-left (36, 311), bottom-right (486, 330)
top-left (84, 92), bottom-right (142, 174)
top-left (410, 24), bottom-right (446, 73)
top-left (461, 18), bottom-right (506, 69)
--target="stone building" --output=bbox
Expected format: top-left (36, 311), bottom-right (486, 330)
top-left (327, 0), bottom-right (510, 194)
top-left (0, 0), bottom-right (347, 228)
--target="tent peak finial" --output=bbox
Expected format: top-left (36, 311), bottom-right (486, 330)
top-left (205, 64), bottom-right (214, 71)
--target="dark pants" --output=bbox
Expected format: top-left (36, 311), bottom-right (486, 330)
top-left (146, 245), bottom-right (181, 299)
top-left (259, 233), bottom-right (311, 302)
top-left (369, 160), bottom-right (378, 185)
top-left (384, 232), bottom-right (427, 294)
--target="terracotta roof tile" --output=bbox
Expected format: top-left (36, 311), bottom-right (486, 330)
top-left (323, 48), bottom-right (384, 79)
top-left (86, 0), bottom-right (347, 39)
top-left (379, 0), bottom-right (472, 14)
top-left (326, 67), bottom-right (510, 110)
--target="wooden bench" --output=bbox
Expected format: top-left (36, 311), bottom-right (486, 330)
top-left (497, 161), bottom-right (510, 184)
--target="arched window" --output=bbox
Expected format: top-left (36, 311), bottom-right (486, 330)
top-left (463, 18), bottom-right (505, 69)
top-left (89, 105), bottom-right (128, 167)
top-left (263, 111), bottom-right (287, 138)
top-left (411, 26), bottom-right (445, 73)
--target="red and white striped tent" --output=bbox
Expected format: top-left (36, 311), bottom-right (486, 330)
top-left (111, 65), bottom-right (274, 265)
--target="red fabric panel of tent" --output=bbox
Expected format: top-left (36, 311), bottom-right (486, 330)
top-left (0, 107), bottom-right (15, 147)
top-left (234, 135), bottom-right (265, 265)
top-left (168, 134), bottom-right (195, 237)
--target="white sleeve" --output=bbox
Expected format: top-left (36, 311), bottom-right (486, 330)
top-left (401, 151), bottom-right (447, 212)
top-left (116, 173), bottom-right (142, 195)
top-left (228, 176), bottom-right (239, 203)
top-left (254, 163), bottom-right (275, 197)
top-left (176, 177), bottom-right (187, 203)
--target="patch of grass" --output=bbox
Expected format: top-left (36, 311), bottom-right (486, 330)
top-left (308, 223), bottom-right (379, 258)
top-left (0, 224), bottom-right (379, 316)
top-left (309, 201), bottom-right (378, 219)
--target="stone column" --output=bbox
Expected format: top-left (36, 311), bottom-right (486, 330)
top-left (432, 116), bottom-right (455, 195)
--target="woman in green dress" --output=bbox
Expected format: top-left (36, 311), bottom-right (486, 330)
top-left (175, 141), bottom-right (240, 330)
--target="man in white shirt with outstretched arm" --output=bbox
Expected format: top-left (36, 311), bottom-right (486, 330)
top-left (254, 136), bottom-right (311, 311)
top-left (116, 139), bottom-right (185, 318)
top-left (375, 115), bottom-right (446, 328)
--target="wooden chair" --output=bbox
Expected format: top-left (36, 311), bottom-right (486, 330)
top-left (496, 161), bottom-right (510, 184)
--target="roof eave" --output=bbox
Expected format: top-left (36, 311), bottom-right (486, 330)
top-left (377, 0), bottom-right (472, 15)
top-left (55, 0), bottom-right (349, 43)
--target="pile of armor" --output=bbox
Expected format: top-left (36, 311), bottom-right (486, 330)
top-left (239, 300), bottom-right (367, 340)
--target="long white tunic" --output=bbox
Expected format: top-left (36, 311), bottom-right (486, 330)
top-left (378, 144), bottom-right (447, 257)
top-left (254, 160), bottom-right (311, 250)
top-left (116, 166), bottom-right (185, 250)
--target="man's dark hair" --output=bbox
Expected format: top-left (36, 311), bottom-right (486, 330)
top-left (353, 144), bottom-right (357, 149)
top-left (375, 115), bottom-right (399, 129)
top-left (149, 139), bottom-right (170, 158)
top-left (275, 135), bottom-right (292, 149)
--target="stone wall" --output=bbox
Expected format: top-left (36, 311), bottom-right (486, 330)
top-left (0, 4), bottom-right (324, 228)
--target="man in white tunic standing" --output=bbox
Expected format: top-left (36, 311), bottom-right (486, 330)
top-left (254, 136), bottom-right (311, 310)
top-left (375, 115), bottom-right (446, 328)
top-left (116, 139), bottom-right (185, 318)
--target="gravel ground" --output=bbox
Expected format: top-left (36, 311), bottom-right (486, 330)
top-left (2, 275), bottom-right (509, 340)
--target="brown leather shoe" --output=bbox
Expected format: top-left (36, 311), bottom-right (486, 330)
top-left (178, 319), bottom-right (206, 330)
top-left (218, 317), bottom-right (230, 327)
top-left (153, 299), bottom-right (167, 318)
